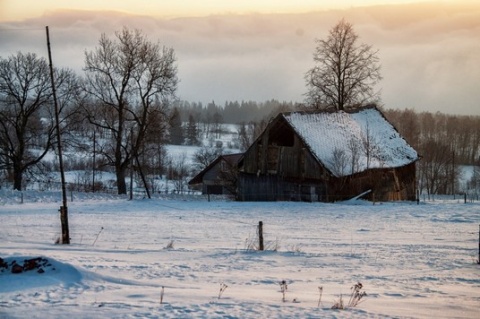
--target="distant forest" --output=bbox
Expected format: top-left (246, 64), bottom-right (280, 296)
top-left (172, 99), bottom-right (297, 125)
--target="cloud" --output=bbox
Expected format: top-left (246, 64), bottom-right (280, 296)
top-left (0, 2), bottom-right (479, 115)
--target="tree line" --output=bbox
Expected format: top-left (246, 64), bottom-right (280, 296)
top-left (384, 108), bottom-right (480, 196)
top-left (167, 99), bottom-right (295, 145)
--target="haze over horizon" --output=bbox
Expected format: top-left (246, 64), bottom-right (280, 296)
top-left (0, 0), bottom-right (479, 116)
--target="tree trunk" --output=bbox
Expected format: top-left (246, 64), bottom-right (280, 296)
top-left (13, 162), bottom-right (23, 191)
top-left (135, 155), bottom-right (151, 199)
top-left (116, 166), bottom-right (127, 194)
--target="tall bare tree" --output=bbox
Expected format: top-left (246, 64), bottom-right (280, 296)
top-left (305, 19), bottom-right (382, 111)
top-left (0, 52), bottom-right (78, 190)
top-left (83, 28), bottom-right (177, 194)
top-left (418, 138), bottom-right (455, 196)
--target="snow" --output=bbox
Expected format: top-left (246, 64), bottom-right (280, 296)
top-left (165, 145), bottom-right (201, 165)
top-left (0, 190), bottom-right (479, 318)
top-left (284, 108), bottom-right (419, 177)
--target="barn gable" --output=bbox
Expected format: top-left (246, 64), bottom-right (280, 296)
top-left (189, 153), bottom-right (243, 195)
top-left (237, 106), bottom-right (419, 202)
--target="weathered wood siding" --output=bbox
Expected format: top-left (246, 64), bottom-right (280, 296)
top-left (237, 173), bottom-right (327, 202)
top-left (328, 162), bottom-right (417, 202)
top-left (200, 160), bottom-right (235, 195)
top-left (242, 118), bottom-right (328, 180)
top-left (203, 162), bottom-right (222, 182)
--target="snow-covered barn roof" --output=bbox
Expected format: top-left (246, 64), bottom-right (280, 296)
top-left (282, 106), bottom-right (418, 177)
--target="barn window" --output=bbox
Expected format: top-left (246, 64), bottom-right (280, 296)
top-left (268, 120), bottom-right (294, 147)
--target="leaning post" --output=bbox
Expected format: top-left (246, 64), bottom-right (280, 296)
top-left (46, 26), bottom-right (69, 244)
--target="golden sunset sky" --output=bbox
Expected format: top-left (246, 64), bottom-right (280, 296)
top-left (0, 0), bottom-right (450, 21)
top-left (0, 0), bottom-right (479, 115)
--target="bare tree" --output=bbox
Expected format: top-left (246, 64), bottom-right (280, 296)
top-left (361, 121), bottom-right (380, 170)
top-left (237, 120), bottom-right (266, 152)
top-left (0, 52), bottom-right (78, 190)
top-left (83, 28), bottom-right (177, 194)
top-left (192, 145), bottom-right (223, 172)
top-left (218, 157), bottom-right (240, 196)
top-left (348, 138), bottom-right (361, 175)
top-left (418, 139), bottom-right (454, 196)
top-left (468, 158), bottom-right (480, 197)
top-left (237, 122), bottom-right (254, 151)
top-left (305, 19), bottom-right (382, 111)
top-left (330, 147), bottom-right (348, 177)
top-left (329, 147), bottom-right (350, 194)
top-left (212, 111), bottom-right (223, 139)
top-left (168, 154), bottom-right (189, 193)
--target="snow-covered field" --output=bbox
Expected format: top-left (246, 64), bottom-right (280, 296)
top-left (0, 191), bottom-right (479, 318)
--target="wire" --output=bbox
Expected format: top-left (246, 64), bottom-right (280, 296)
top-left (0, 27), bottom-right (45, 32)
top-left (155, 201), bottom-right (257, 226)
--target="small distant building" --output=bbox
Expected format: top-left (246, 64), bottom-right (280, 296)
top-left (237, 106), bottom-right (419, 202)
top-left (188, 153), bottom-right (243, 195)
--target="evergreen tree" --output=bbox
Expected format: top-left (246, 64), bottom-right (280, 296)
top-left (185, 114), bottom-right (199, 146)
top-left (169, 107), bottom-right (184, 145)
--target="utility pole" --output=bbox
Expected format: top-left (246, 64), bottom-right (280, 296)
top-left (92, 131), bottom-right (96, 193)
top-left (46, 26), bottom-right (70, 244)
top-left (129, 127), bottom-right (134, 201)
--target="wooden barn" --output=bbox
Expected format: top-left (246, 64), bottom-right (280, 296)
top-left (237, 106), bottom-right (419, 202)
top-left (189, 153), bottom-right (243, 195)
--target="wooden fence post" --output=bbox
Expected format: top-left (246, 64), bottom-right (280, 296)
top-left (258, 221), bottom-right (264, 251)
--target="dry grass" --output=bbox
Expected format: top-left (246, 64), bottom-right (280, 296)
top-left (332, 282), bottom-right (366, 310)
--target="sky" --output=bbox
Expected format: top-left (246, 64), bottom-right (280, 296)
top-left (0, 0), bottom-right (439, 20)
top-left (0, 0), bottom-right (479, 115)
